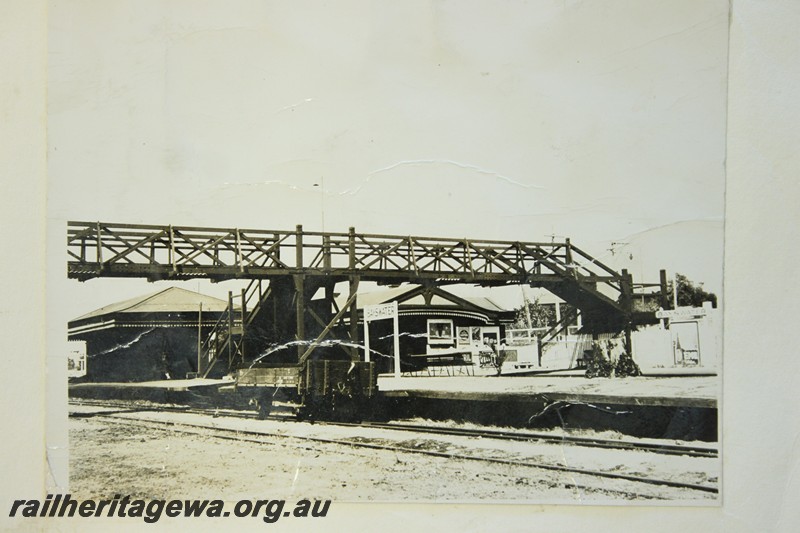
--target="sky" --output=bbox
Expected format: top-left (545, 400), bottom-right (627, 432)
top-left (46, 0), bottom-right (729, 325)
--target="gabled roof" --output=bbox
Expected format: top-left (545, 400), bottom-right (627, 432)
top-left (334, 285), bottom-right (512, 314)
top-left (353, 286), bottom-right (416, 308)
top-left (400, 293), bottom-right (509, 313)
top-left (71, 287), bottom-right (231, 323)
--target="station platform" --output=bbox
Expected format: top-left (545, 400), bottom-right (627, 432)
top-left (68, 374), bottom-right (718, 440)
top-left (377, 375), bottom-right (718, 409)
top-left (70, 378), bottom-right (229, 392)
top-left (510, 367), bottom-right (717, 378)
top-left (69, 374), bottom-right (718, 409)
top-left (68, 378), bottom-right (235, 407)
top-left (377, 375), bottom-right (718, 440)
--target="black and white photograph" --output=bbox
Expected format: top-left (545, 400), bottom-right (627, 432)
top-left (45, 0), bottom-right (729, 508)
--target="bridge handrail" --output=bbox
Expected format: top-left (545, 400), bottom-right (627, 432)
top-left (67, 221), bottom-right (626, 296)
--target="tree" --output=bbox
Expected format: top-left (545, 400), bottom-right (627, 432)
top-left (615, 349), bottom-right (641, 378)
top-left (585, 341), bottom-right (615, 378)
top-left (668, 273), bottom-right (718, 308)
top-left (512, 297), bottom-right (556, 329)
top-left (584, 340), bottom-right (640, 379)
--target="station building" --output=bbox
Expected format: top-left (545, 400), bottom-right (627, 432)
top-left (335, 285), bottom-right (517, 374)
top-left (68, 287), bottom-right (234, 382)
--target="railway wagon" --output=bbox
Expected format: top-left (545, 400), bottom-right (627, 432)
top-left (234, 359), bottom-right (377, 421)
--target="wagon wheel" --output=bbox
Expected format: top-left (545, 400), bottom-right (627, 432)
top-left (255, 388), bottom-right (275, 420)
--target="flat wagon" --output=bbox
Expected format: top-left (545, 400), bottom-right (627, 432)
top-left (234, 360), bottom-right (377, 421)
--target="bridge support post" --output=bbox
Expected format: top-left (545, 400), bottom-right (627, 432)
top-left (349, 276), bottom-right (360, 361)
top-left (197, 302), bottom-right (203, 376)
top-left (624, 323), bottom-right (633, 359)
top-left (240, 288), bottom-right (246, 361)
top-left (659, 269), bottom-right (671, 310)
top-left (347, 227), bottom-right (360, 361)
top-left (295, 275), bottom-right (306, 359)
top-left (295, 224), bottom-right (306, 359)
top-left (565, 238), bottom-right (574, 278)
top-left (228, 291), bottom-right (234, 368)
top-left (621, 269), bottom-right (634, 357)
top-left (537, 337), bottom-right (543, 366)
top-left (323, 234), bottom-right (332, 271)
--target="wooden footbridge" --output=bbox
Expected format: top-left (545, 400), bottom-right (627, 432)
top-left (67, 221), bottom-right (665, 376)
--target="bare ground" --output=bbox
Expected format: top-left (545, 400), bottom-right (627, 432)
top-left (69, 407), bottom-right (719, 504)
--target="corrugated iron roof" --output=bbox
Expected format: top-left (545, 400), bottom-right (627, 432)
top-left (354, 286), bottom-right (415, 307)
top-left (335, 285), bottom-right (512, 313)
top-left (71, 287), bottom-right (232, 322)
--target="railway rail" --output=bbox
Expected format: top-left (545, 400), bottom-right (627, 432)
top-left (344, 421), bottom-right (718, 459)
top-left (69, 399), bottom-right (717, 459)
top-left (69, 399), bottom-right (718, 496)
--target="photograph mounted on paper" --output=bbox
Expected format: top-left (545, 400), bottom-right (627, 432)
top-left (48, 0), bottom-right (727, 504)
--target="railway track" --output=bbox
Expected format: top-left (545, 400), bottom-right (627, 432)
top-left (69, 400), bottom-right (718, 497)
top-left (69, 398), bottom-right (718, 459)
top-left (345, 421), bottom-right (717, 459)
